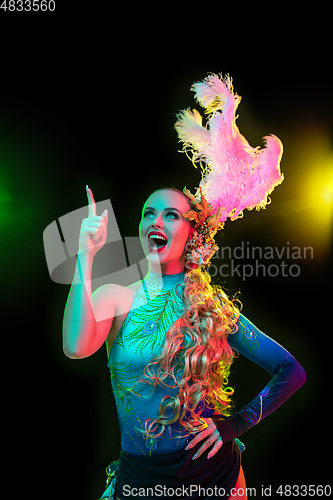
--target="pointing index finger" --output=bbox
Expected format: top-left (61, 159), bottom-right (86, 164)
top-left (86, 185), bottom-right (97, 217)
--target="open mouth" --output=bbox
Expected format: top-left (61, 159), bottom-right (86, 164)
top-left (148, 231), bottom-right (168, 253)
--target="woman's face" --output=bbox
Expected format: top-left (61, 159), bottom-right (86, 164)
top-left (139, 189), bottom-right (194, 274)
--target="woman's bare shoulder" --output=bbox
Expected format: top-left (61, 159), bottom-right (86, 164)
top-left (126, 278), bottom-right (143, 293)
top-left (94, 279), bottom-right (143, 313)
top-left (95, 278), bottom-right (142, 295)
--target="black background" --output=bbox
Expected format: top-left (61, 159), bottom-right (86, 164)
top-left (1, 5), bottom-right (332, 499)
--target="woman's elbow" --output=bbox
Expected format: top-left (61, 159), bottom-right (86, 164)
top-left (63, 348), bottom-right (81, 359)
top-left (63, 340), bottom-right (91, 359)
top-left (63, 345), bottom-right (84, 359)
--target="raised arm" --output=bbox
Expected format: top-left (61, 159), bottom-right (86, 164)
top-left (62, 186), bottom-right (113, 359)
top-left (214, 313), bottom-right (306, 441)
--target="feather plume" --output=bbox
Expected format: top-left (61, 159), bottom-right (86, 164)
top-left (175, 73), bottom-right (284, 222)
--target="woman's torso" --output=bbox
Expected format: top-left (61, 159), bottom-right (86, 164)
top-left (106, 271), bottom-right (215, 457)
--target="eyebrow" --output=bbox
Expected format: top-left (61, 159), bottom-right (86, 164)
top-left (143, 207), bottom-right (183, 215)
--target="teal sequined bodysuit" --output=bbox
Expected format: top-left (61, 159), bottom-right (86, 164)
top-left (108, 270), bottom-right (306, 458)
top-left (108, 270), bottom-right (206, 456)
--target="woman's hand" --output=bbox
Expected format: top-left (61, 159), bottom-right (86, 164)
top-left (185, 418), bottom-right (223, 460)
top-left (79, 186), bottom-right (108, 255)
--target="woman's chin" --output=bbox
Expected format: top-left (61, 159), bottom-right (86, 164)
top-left (145, 244), bottom-right (168, 261)
top-left (146, 252), bottom-right (165, 266)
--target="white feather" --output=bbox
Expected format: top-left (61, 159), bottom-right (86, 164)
top-left (175, 73), bottom-right (284, 222)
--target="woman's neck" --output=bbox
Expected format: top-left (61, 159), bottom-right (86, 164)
top-left (145, 268), bottom-right (185, 291)
top-left (149, 259), bottom-right (185, 276)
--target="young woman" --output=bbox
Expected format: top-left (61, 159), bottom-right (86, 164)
top-left (63, 185), bottom-right (305, 500)
top-left (62, 74), bottom-right (306, 499)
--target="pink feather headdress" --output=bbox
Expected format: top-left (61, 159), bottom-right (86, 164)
top-left (175, 73), bottom-right (284, 224)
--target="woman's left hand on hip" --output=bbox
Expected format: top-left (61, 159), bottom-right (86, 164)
top-left (185, 418), bottom-right (223, 460)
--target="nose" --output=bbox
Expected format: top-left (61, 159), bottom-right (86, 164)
top-left (152, 213), bottom-right (164, 229)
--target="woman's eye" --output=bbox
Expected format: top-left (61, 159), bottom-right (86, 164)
top-left (166, 212), bottom-right (178, 219)
top-left (143, 211), bottom-right (178, 219)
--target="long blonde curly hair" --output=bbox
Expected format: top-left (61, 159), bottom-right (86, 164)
top-left (139, 188), bottom-right (241, 439)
